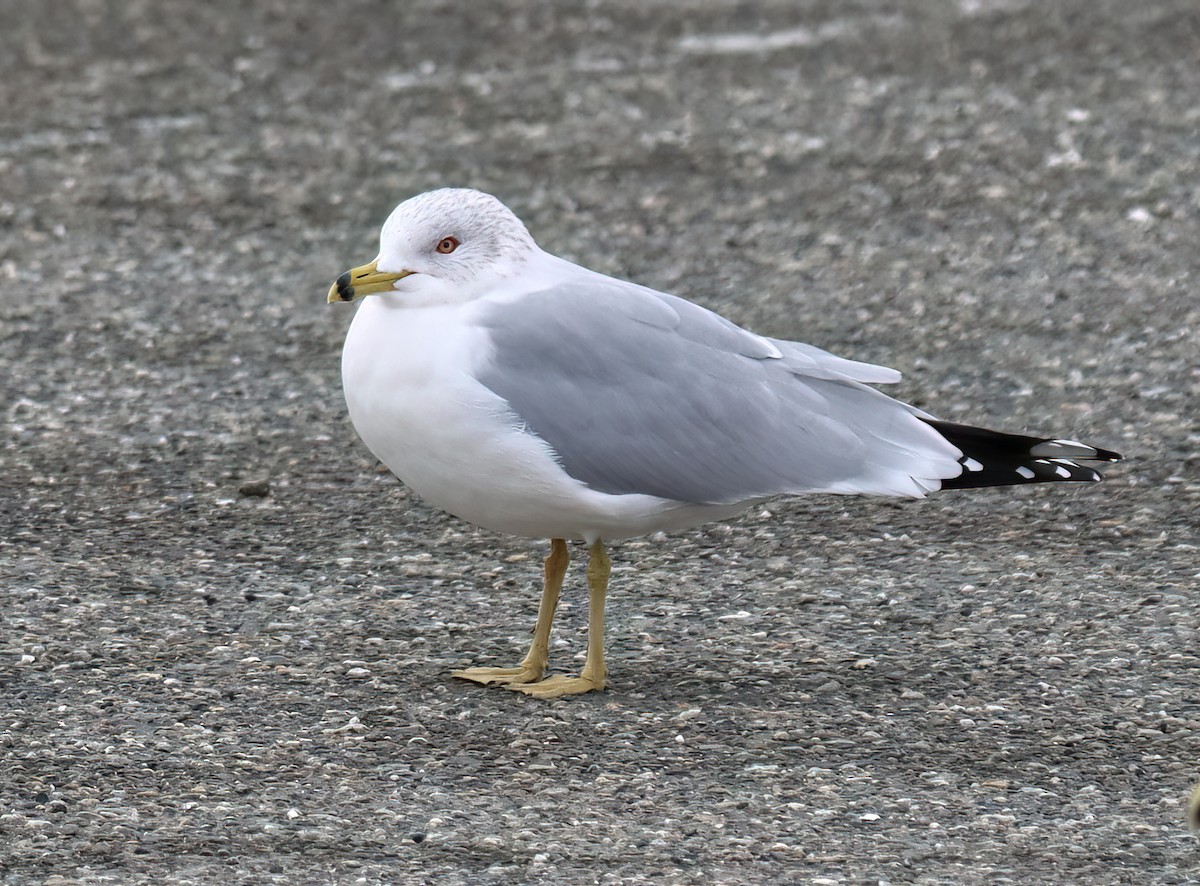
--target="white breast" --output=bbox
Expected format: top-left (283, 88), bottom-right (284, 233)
top-left (340, 295), bottom-right (733, 542)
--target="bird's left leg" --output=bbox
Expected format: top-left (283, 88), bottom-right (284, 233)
top-left (508, 540), bottom-right (609, 698)
top-left (453, 538), bottom-right (568, 686)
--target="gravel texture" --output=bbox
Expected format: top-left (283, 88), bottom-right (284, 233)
top-left (2, 1), bottom-right (1199, 883)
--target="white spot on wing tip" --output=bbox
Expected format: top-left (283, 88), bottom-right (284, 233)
top-left (1016, 466), bottom-right (1036, 480)
top-left (962, 457), bottom-right (983, 472)
top-left (1054, 466), bottom-right (1072, 478)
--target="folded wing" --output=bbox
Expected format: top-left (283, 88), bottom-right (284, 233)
top-left (473, 279), bottom-right (961, 504)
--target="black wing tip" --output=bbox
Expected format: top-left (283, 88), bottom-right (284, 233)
top-left (1032, 437), bottom-right (1123, 463)
top-left (926, 420), bottom-right (1122, 491)
top-left (943, 457), bottom-right (1106, 490)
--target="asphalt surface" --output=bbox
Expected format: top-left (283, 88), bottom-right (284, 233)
top-left (2, 1), bottom-right (1198, 883)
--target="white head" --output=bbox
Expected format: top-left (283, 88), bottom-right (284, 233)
top-left (328, 189), bottom-right (539, 308)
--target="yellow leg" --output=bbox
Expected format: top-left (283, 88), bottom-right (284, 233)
top-left (452, 538), bottom-right (569, 686)
top-left (509, 540), bottom-right (609, 699)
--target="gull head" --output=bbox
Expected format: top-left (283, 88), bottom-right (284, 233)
top-left (328, 189), bottom-right (538, 307)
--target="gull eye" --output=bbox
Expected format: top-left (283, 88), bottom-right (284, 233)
top-left (436, 236), bottom-right (460, 254)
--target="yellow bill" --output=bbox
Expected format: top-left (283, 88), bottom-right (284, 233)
top-left (328, 259), bottom-right (413, 303)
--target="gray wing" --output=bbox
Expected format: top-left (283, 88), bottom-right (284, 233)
top-left (474, 279), bottom-right (958, 504)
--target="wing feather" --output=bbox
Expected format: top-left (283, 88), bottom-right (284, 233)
top-left (473, 279), bottom-right (958, 504)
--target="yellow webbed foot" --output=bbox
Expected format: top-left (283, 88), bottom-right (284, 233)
top-left (505, 672), bottom-right (604, 699)
top-left (452, 664), bottom-right (544, 686)
top-left (450, 539), bottom-right (610, 701)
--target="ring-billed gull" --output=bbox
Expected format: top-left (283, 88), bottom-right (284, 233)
top-left (328, 188), bottom-right (1120, 699)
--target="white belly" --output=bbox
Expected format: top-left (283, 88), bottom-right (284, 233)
top-left (339, 296), bottom-right (738, 542)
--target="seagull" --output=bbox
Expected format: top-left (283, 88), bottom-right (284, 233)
top-left (327, 188), bottom-right (1121, 699)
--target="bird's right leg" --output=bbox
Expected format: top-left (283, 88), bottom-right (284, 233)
top-left (452, 538), bottom-right (568, 686)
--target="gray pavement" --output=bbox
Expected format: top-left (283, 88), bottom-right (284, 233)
top-left (2, 1), bottom-right (1198, 883)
